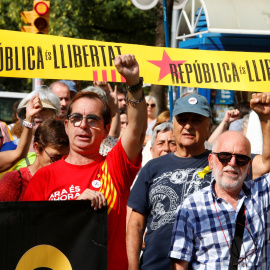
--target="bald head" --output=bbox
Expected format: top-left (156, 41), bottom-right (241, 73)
top-left (50, 82), bottom-right (71, 120)
top-left (212, 131), bottom-right (251, 156)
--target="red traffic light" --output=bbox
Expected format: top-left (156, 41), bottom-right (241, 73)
top-left (20, 1), bottom-right (50, 34)
top-left (34, 2), bottom-right (49, 15)
top-left (33, 1), bottom-right (50, 34)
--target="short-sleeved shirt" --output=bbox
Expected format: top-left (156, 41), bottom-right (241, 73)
top-left (23, 139), bottom-right (141, 270)
top-left (0, 166), bottom-right (32, 201)
top-left (128, 151), bottom-right (212, 270)
top-left (169, 173), bottom-right (270, 269)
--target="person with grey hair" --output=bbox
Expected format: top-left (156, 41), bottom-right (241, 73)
top-left (169, 130), bottom-right (269, 269)
top-left (150, 122), bottom-right (176, 159)
top-left (0, 95), bottom-right (42, 172)
top-left (17, 86), bottom-right (60, 132)
top-left (0, 86), bottom-right (61, 172)
top-left (82, 86), bottom-right (108, 103)
top-left (126, 121), bottom-right (176, 228)
top-left (127, 92), bottom-right (270, 270)
top-left (144, 95), bottom-right (157, 146)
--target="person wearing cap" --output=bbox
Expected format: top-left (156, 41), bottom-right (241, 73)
top-left (59, 80), bottom-right (78, 99)
top-left (49, 81), bottom-right (71, 120)
top-left (0, 95), bottom-right (42, 173)
top-left (126, 92), bottom-right (270, 270)
top-left (0, 86), bottom-right (60, 171)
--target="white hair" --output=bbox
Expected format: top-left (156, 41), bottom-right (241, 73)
top-left (151, 122), bottom-right (173, 148)
top-left (145, 95), bottom-right (157, 105)
top-left (17, 85), bottom-right (61, 119)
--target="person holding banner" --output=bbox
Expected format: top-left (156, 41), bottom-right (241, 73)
top-left (23, 54), bottom-right (147, 270)
top-left (126, 92), bottom-right (270, 270)
top-left (0, 95), bottom-right (42, 172)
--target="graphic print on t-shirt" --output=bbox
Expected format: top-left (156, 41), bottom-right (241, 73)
top-left (100, 160), bottom-right (117, 214)
top-left (49, 185), bottom-right (81, 201)
top-left (48, 160), bottom-right (118, 215)
top-left (149, 168), bottom-right (212, 231)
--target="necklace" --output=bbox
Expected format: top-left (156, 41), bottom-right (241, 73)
top-left (213, 199), bottom-right (247, 249)
top-left (213, 199), bottom-right (231, 248)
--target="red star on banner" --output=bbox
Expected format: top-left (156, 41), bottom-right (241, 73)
top-left (148, 50), bottom-right (186, 81)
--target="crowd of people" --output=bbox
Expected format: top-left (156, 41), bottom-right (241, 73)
top-left (0, 54), bottom-right (270, 269)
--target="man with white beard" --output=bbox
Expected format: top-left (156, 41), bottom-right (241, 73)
top-left (169, 130), bottom-right (270, 269)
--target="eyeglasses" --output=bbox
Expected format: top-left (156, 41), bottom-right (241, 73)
top-left (233, 222), bottom-right (257, 265)
top-left (40, 145), bottom-right (63, 163)
top-left (147, 103), bottom-right (156, 108)
top-left (68, 113), bottom-right (103, 128)
top-left (212, 152), bottom-right (251, 166)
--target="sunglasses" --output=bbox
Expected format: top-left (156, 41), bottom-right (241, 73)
top-left (40, 145), bottom-right (63, 163)
top-left (212, 152), bottom-right (251, 166)
top-left (147, 103), bottom-right (156, 108)
top-left (68, 113), bottom-right (103, 128)
top-left (233, 223), bottom-right (257, 265)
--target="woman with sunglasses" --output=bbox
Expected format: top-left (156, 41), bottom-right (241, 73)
top-left (0, 120), bottom-right (69, 201)
top-left (144, 95), bottom-right (157, 146)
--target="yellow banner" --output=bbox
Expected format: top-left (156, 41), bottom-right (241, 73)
top-left (1, 29), bottom-right (270, 92)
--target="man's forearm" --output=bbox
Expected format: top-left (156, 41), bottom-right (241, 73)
top-left (126, 212), bottom-right (146, 270)
top-left (207, 120), bottom-right (229, 144)
top-left (252, 118), bottom-right (270, 178)
top-left (171, 259), bottom-right (189, 270)
top-left (122, 85), bottom-right (147, 162)
top-left (126, 228), bottom-right (142, 270)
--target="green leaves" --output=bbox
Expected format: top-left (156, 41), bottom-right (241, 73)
top-left (0, 0), bottom-right (156, 44)
top-left (0, 0), bottom-right (157, 92)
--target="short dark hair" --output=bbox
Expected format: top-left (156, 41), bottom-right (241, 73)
top-left (67, 91), bottom-right (112, 128)
top-left (119, 107), bottom-right (127, 115)
top-left (117, 88), bottom-right (127, 95)
top-left (235, 101), bottom-right (251, 118)
top-left (34, 120), bottom-right (69, 150)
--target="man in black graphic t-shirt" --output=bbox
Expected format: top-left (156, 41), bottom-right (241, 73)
top-left (127, 93), bottom-right (270, 270)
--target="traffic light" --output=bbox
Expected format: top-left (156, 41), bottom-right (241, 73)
top-left (33, 1), bottom-right (50, 34)
top-left (20, 1), bottom-right (50, 34)
top-left (20, 10), bottom-right (33, 33)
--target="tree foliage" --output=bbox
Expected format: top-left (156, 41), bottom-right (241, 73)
top-left (0, 0), bottom-right (157, 92)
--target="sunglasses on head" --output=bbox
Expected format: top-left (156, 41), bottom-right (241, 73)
top-left (212, 152), bottom-right (251, 166)
top-left (147, 103), bottom-right (156, 108)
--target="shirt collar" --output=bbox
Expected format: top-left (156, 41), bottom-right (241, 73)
top-left (210, 178), bottom-right (250, 200)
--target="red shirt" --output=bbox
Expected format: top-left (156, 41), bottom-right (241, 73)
top-left (23, 139), bottom-right (141, 270)
top-left (0, 166), bottom-right (32, 201)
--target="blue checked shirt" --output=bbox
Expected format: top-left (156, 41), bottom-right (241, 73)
top-left (169, 172), bottom-right (270, 269)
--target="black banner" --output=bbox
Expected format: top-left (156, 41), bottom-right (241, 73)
top-left (0, 201), bottom-right (107, 270)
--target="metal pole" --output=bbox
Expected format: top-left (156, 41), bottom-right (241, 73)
top-left (32, 78), bottom-right (43, 91)
top-left (162, 0), bottom-right (170, 48)
top-left (162, 0), bottom-right (174, 121)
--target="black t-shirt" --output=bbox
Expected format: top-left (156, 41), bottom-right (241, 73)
top-left (128, 151), bottom-right (212, 270)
